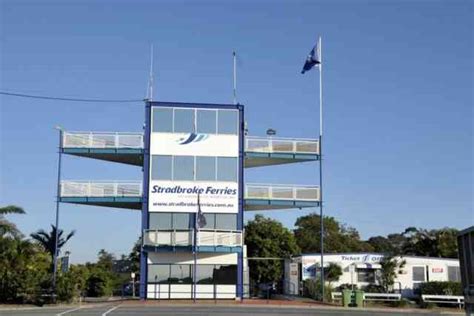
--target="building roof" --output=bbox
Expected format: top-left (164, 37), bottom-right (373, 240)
top-left (299, 252), bottom-right (459, 261)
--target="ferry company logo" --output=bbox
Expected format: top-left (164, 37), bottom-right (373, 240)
top-left (177, 133), bottom-right (209, 145)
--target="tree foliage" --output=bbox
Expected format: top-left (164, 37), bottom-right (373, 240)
top-left (378, 256), bottom-right (406, 292)
top-left (30, 225), bottom-right (75, 271)
top-left (294, 213), bottom-right (372, 253)
top-left (0, 205), bottom-right (25, 237)
top-left (245, 215), bottom-right (300, 283)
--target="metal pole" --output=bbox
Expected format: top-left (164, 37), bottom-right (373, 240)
top-left (233, 51), bottom-right (237, 105)
top-left (52, 127), bottom-right (63, 300)
top-left (318, 36), bottom-right (325, 302)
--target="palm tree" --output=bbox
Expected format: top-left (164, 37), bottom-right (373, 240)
top-left (0, 205), bottom-right (25, 237)
top-left (30, 225), bottom-right (75, 271)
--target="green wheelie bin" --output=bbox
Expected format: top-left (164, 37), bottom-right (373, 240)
top-left (342, 289), bottom-right (352, 307)
top-left (354, 290), bottom-right (364, 307)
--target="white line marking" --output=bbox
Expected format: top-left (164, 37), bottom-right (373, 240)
top-left (102, 305), bottom-right (120, 316)
top-left (56, 306), bottom-right (82, 316)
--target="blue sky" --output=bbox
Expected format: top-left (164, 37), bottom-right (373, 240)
top-left (1, 0), bottom-right (472, 263)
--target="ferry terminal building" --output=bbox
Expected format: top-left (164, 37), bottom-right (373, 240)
top-left (58, 101), bottom-right (321, 299)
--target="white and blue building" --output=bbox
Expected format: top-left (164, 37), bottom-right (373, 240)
top-left (58, 101), bottom-right (321, 299)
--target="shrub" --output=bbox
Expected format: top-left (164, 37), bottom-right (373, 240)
top-left (362, 284), bottom-right (385, 293)
top-left (335, 283), bottom-right (357, 291)
top-left (303, 279), bottom-right (332, 302)
top-left (417, 281), bottom-right (462, 296)
top-left (86, 269), bottom-right (113, 297)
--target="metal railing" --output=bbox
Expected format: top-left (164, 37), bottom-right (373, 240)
top-left (61, 132), bottom-right (318, 156)
top-left (245, 136), bottom-right (319, 155)
top-left (62, 132), bottom-right (143, 149)
top-left (60, 181), bottom-right (320, 202)
top-left (60, 181), bottom-right (142, 197)
top-left (245, 183), bottom-right (320, 201)
top-left (143, 229), bottom-right (243, 248)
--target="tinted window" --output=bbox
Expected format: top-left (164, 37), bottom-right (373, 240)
top-left (196, 157), bottom-right (216, 181)
top-left (152, 108), bottom-right (173, 132)
top-left (174, 109), bottom-right (194, 133)
top-left (197, 110), bottom-right (216, 134)
top-left (148, 265), bottom-right (170, 283)
top-left (201, 213), bottom-right (215, 230)
top-left (217, 157), bottom-right (237, 182)
top-left (196, 265), bottom-right (215, 284)
top-left (173, 213), bottom-right (190, 230)
top-left (357, 268), bottom-right (375, 283)
top-left (169, 265), bottom-right (192, 284)
top-left (173, 156), bottom-right (194, 180)
top-left (215, 214), bottom-right (237, 230)
top-left (214, 265), bottom-right (237, 284)
top-left (151, 155), bottom-right (172, 180)
top-left (149, 213), bottom-right (172, 230)
top-left (448, 266), bottom-right (460, 282)
top-left (217, 110), bottom-right (238, 134)
top-left (412, 267), bottom-right (425, 282)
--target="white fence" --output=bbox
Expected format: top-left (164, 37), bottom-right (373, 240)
top-left (60, 181), bottom-right (320, 202)
top-left (60, 181), bottom-right (142, 197)
top-left (245, 136), bottom-right (319, 155)
top-left (62, 132), bottom-right (143, 149)
top-left (143, 229), bottom-right (243, 248)
top-left (422, 295), bottom-right (464, 308)
top-left (331, 292), bottom-right (401, 302)
top-left (245, 183), bottom-right (320, 201)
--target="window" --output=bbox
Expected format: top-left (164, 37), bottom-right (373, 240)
top-left (169, 265), bottom-right (192, 284)
top-left (357, 268), bottom-right (375, 283)
top-left (217, 110), bottom-right (238, 134)
top-left (201, 213), bottom-right (215, 230)
top-left (215, 214), bottom-right (237, 230)
top-left (149, 213), bottom-right (192, 230)
top-left (448, 266), bottom-right (461, 282)
top-left (217, 157), bottom-right (237, 182)
top-left (196, 265), bottom-right (215, 284)
top-left (152, 108), bottom-right (173, 132)
top-left (149, 213), bottom-right (172, 230)
top-left (174, 109), bottom-right (194, 133)
top-left (173, 156), bottom-right (194, 181)
top-left (412, 266), bottom-right (426, 282)
top-left (196, 157), bottom-right (216, 181)
top-left (197, 110), bottom-right (216, 134)
top-left (173, 213), bottom-right (190, 230)
top-left (148, 265), bottom-right (169, 283)
top-left (214, 265), bottom-right (237, 284)
top-left (151, 155), bottom-right (172, 180)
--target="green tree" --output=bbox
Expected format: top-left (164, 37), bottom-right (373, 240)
top-left (325, 262), bottom-right (343, 287)
top-left (378, 256), bottom-right (406, 292)
top-left (245, 215), bottom-right (300, 284)
top-left (0, 236), bottom-right (50, 303)
top-left (97, 249), bottom-right (115, 271)
top-left (128, 237), bottom-right (141, 273)
top-left (0, 205), bottom-right (25, 237)
top-left (294, 213), bottom-right (372, 253)
top-left (30, 225), bottom-right (75, 272)
top-left (401, 227), bottom-right (458, 258)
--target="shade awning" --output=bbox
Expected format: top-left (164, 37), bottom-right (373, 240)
top-left (356, 263), bottom-right (381, 269)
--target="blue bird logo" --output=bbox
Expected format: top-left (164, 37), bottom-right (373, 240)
top-left (177, 133), bottom-right (209, 145)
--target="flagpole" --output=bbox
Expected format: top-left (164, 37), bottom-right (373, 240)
top-left (318, 36), bottom-right (325, 302)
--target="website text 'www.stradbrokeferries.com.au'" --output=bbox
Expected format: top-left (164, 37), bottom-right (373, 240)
top-left (152, 202), bottom-right (234, 208)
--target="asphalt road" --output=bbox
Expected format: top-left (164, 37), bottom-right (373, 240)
top-left (0, 304), bottom-right (462, 316)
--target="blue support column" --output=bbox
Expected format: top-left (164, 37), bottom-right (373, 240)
top-left (236, 104), bottom-right (245, 299)
top-left (139, 101), bottom-right (152, 300)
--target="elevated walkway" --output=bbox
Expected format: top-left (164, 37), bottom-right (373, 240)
top-left (59, 181), bottom-right (320, 211)
top-left (61, 132), bottom-right (319, 168)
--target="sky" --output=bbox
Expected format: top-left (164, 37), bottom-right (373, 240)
top-left (0, 0), bottom-right (472, 263)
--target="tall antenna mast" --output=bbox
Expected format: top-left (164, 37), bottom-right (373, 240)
top-left (233, 51), bottom-right (237, 104)
top-left (147, 44), bottom-right (154, 101)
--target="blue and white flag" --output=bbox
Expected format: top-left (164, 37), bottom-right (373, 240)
top-left (301, 39), bottom-right (321, 74)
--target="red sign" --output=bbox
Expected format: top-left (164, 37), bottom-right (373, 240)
top-left (432, 268), bottom-right (443, 273)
